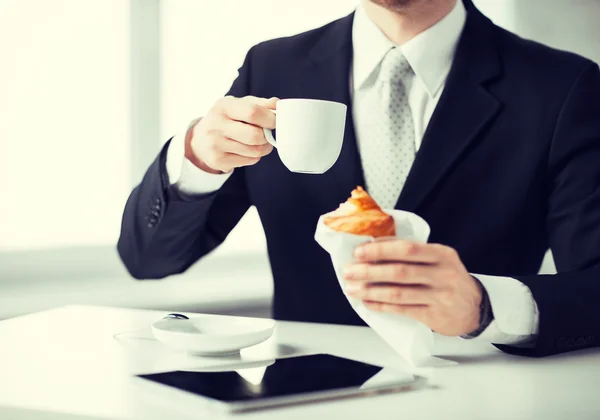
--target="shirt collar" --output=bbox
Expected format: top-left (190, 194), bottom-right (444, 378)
top-left (352, 0), bottom-right (467, 97)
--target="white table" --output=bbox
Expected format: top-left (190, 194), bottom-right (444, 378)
top-left (1, 305), bottom-right (599, 420)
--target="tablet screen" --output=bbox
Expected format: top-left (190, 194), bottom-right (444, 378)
top-left (138, 354), bottom-right (384, 403)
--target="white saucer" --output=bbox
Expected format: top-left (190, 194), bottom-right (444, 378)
top-left (151, 315), bottom-right (275, 357)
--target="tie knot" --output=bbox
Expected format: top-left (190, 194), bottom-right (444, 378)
top-left (379, 47), bottom-right (411, 84)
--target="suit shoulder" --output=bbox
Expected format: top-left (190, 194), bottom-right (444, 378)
top-left (491, 24), bottom-right (596, 82)
top-left (247, 15), bottom-right (350, 63)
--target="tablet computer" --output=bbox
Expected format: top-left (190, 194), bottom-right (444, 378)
top-left (136, 353), bottom-right (425, 413)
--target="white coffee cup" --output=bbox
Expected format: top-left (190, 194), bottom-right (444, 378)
top-left (263, 99), bottom-right (347, 174)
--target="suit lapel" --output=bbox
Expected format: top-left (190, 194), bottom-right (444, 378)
top-left (396, 7), bottom-right (502, 213)
top-left (293, 5), bottom-right (502, 211)
top-left (297, 13), bottom-right (364, 204)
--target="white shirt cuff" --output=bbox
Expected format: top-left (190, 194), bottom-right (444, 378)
top-left (165, 130), bottom-right (233, 195)
top-left (468, 274), bottom-right (540, 346)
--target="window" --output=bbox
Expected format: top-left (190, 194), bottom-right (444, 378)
top-left (0, 0), bottom-right (130, 251)
top-left (160, 0), bottom-right (358, 255)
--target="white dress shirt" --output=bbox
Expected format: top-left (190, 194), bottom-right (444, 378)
top-left (165, 0), bottom-right (539, 345)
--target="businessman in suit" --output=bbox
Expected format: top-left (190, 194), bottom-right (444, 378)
top-left (118, 0), bottom-right (600, 357)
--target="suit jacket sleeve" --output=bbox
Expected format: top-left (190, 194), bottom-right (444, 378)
top-left (116, 50), bottom-right (255, 279)
top-left (497, 62), bottom-right (600, 357)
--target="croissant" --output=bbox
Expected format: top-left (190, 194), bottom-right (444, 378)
top-left (324, 186), bottom-right (396, 238)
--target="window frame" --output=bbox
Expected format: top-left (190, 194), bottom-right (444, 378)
top-left (0, 0), bottom-right (163, 284)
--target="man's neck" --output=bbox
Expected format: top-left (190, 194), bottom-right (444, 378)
top-left (362, 0), bottom-right (458, 45)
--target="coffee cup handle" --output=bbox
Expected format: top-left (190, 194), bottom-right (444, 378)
top-left (262, 109), bottom-right (277, 148)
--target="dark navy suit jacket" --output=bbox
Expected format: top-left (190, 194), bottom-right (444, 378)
top-left (118, 1), bottom-right (600, 357)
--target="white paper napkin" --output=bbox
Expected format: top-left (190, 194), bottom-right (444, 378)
top-left (315, 209), bottom-right (451, 367)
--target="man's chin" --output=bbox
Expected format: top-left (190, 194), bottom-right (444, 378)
top-left (369, 0), bottom-right (416, 11)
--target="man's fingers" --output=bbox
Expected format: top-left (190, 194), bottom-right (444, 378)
top-left (202, 147), bottom-right (260, 172)
top-left (362, 301), bottom-right (430, 322)
top-left (220, 119), bottom-right (270, 146)
top-left (347, 284), bottom-right (431, 305)
top-left (343, 262), bottom-right (435, 285)
top-left (221, 96), bottom-right (277, 129)
top-left (221, 153), bottom-right (261, 169)
top-left (245, 95), bottom-right (279, 109)
top-left (221, 137), bottom-right (273, 158)
top-left (354, 240), bottom-right (455, 264)
top-left (243, 95), bottom-right (279, 108)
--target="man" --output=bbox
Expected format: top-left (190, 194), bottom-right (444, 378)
top-left (118, 0), bottom-right (600, 357)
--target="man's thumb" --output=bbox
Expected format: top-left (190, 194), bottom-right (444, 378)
top-left (264, 97), bottom-right (280, 109)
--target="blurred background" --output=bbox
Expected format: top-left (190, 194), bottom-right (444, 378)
top-left (1, 0), bottom-right (599, 321)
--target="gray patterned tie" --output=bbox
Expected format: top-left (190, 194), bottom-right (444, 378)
top-left (356, 47), bottom-right (416, 209)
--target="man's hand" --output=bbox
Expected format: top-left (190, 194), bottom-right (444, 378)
top-left (185, 96), bottom-right (278, 174)
top-left (343, 240), bottom-right (483, 336)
